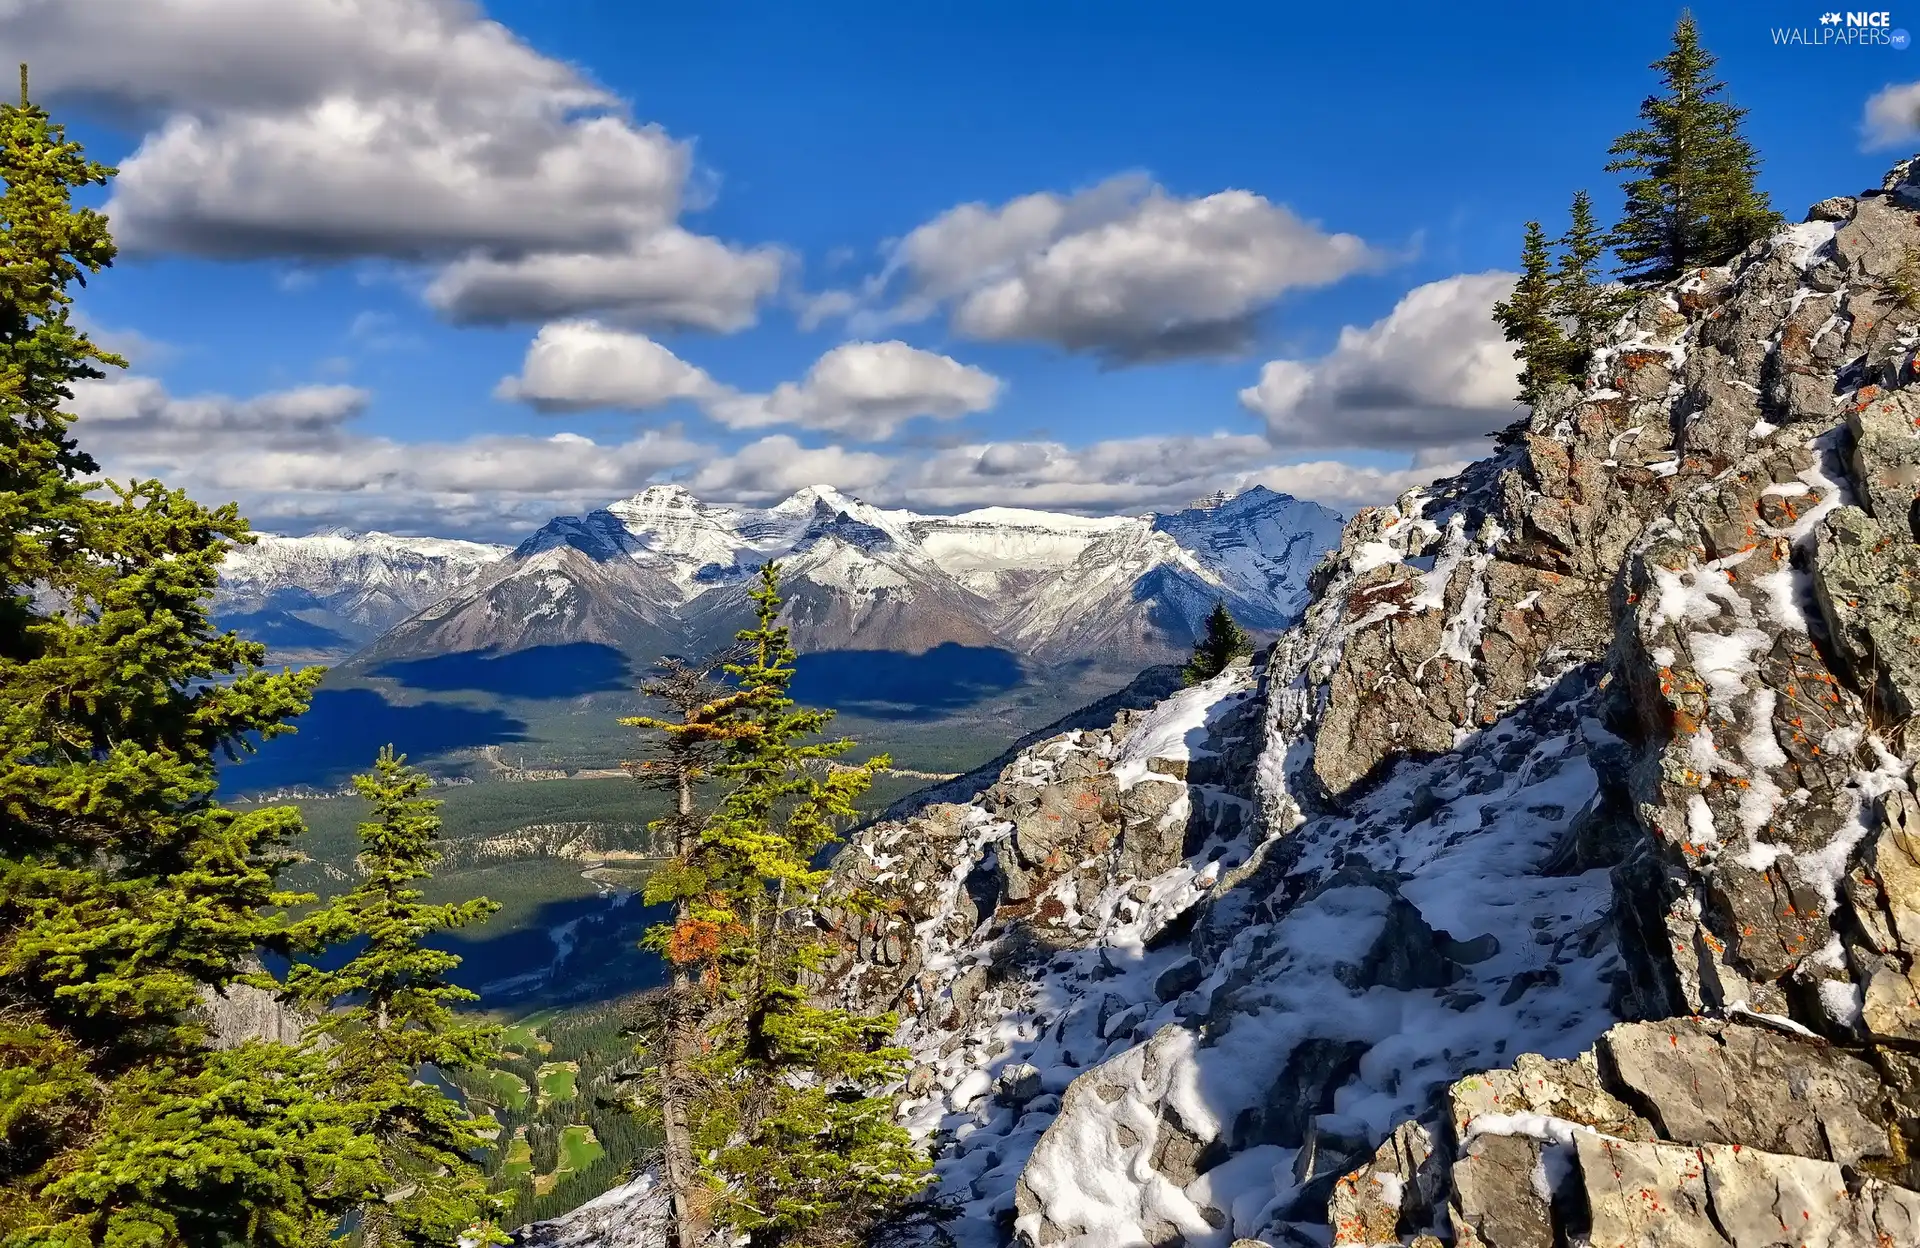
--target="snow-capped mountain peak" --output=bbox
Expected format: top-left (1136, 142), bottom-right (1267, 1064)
top-left (216, 529), bottom-right (510, 658)
top-left (267, 484), bottom-right (1346, 670)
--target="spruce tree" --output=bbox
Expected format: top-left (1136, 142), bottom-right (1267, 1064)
top-left (283, 748), bottom-right (507, 1248)
top-left (1551, 190), bottom-right (1624, 379)
top-left (0, 69), bottom-right (380, 1245)
top-left (634, 566), bottom-right (929, 1247)
top-left (1606, 13), bottom-right (1782, 283)
top-left (1492, 220), bottom-right (1572, 408)
top-left (621, 656), bottom-right (756, 1248)
top-left (1183, 600), bottom-right (1253, 685)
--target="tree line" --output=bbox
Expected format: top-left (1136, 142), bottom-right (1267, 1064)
top-left (0, 64), bottom-right (928, 1247)
top-left (1494, 13), bottom-right (1781, 406)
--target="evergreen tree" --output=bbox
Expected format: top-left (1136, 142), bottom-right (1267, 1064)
top-left (1551, 190), bottom-right (1625, 379)
top-left (283, 748), bottom-right (507, 1248)
top-left (634, 566), bottom-right (929, 1247)
top-left (1183, 601), bottom-right (1253, 686)
top-left (1492, 220), bottom-right (1573, 407)
top-left (1606, 13), bottom-right (1782, 283)
top-left (621, 656), bottom-right (756, 1248)
top-left (0, 68), bottom-right (380, 1245)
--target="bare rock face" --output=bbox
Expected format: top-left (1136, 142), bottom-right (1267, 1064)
top-left (1813, 504), bottom-right (1920, 725)
top-left (196, 978), bottom-right (310, 1047)
top-left (680, 165), bottom-right (1920, 1248)
top-left (1576, 1134), bottom-right (1920, 1248)
top-left (1849, 390), bottom-right (1920, 537)
top-left (1600, 1018), bottom-right (1894, 1166)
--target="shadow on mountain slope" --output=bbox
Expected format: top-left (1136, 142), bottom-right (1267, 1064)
top-left (223, 688), bottom-right (526, 794)
top-left (790, 643), bottom-right (1025, 720)
top-left (370, 643), bottom-right (635, 699)
top-left (218, 608), bottom-right (358, 655)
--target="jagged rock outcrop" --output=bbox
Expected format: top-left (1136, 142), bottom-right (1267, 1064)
top-left (196, 980), bottom-right (310, 1047)
top-left (537, 159), bottom-right (1920, 1248)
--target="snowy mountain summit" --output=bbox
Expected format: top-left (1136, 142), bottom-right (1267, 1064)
top-left (364, 484), bottom-right (1344, 667)
top-left (527, 162), bottom-right (1920, 1246)
top-left (217, 528), bottom-right (508, 658)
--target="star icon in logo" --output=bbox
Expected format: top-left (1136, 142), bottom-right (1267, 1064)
top-left (1821, 11), bottom-right (1843, 22)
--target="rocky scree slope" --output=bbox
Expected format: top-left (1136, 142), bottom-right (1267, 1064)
top-left (796, 161), bottom-right (1920, 1248)
top-left (523, 161), bottom-right (1920, 1248)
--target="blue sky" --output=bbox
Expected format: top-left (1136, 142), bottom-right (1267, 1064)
top-left (8, 0), bottom-right (1918, 539)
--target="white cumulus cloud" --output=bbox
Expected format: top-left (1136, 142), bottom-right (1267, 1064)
top-left (817, 175), bottom-right (1376, 361)
top-left (494, 321), bottom-right (724, 412)
top-left (69, 373), bottom-right (710, 537)
top-left (688, 435), bottom-right (896, 501)
top-left (2, 0), bottom-right (782, 330)
top-left (1864, 81), bottom-right (1920, 148)
top-left (64, 373), bottom-right (1467, 536)
top-left (706, 340), bottom-right (1001, 440)
top-left (497, 329), bottom-right (1002, 441)
top-left (879, 433), bottom-right (1445, 514)
top-left (426, 228), bottom-right (786, 331)
top-left (1239, 271), bottom-right (1522, 451)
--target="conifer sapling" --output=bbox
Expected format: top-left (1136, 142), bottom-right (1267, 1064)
top-left (1492, 220), bottom-right (1572, 408)
top-left (284, 747), bottom-right (508, 1247)
top-left (1183, 600), bottom-right (1253, 686)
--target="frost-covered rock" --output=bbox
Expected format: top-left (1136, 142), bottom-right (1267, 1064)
top-left (515, 1173), bottom-right (670, 1248)
top-left (545, 163), bottom-right (1920, 1248)
top-left (1813, 504), bottom-right (1920, 725)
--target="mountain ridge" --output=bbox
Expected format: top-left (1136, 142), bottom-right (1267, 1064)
top-left (346, 484), bottom-right (1345, 671)
top-left (217, 528), bottom-right (510, 659)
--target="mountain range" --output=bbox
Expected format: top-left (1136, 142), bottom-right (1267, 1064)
top-left (222, 485), bottom-right (1345, 674)
top-left (217, 529), bottom-right (509, 659)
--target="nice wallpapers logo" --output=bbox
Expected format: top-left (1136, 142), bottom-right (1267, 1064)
top-left (1773, 10), bottom-right (1911, 47)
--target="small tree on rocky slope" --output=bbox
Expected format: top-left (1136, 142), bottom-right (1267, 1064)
top-left (1553, 189), bottom-right (1627, 377)
top-left (630, 566), bottom-right (929, 1247)
top-left (1607, 13), bottom-right (1781, 283)
top-left (1493, 220), bottom-right (1573, 407)
top-left (284, 748), bottom-right (507, 1247)
top-left (1184, 600), bottom-right (1253, 685)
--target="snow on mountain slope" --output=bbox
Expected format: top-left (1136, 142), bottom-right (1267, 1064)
top-left (362, 485), bottom-right (1343, 668)
top-left (216, 529), bottom-right (507, 657)
top-left (1153, 486), bottom-right (1348, 619)
top-left (909, 509), bottom-right (1138, 600)
top-left (515, 161), bottom-right (1920, 1248)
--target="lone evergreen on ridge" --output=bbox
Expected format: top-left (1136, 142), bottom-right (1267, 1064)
top-left (1607, 12), bottom-right (1782, 283)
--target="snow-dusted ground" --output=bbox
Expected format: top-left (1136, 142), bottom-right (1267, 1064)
top-left (872, 663), bottom-right (1621, 1247)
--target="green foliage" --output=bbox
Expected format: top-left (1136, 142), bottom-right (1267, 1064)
top-left (0, 72), bottom-right (382, 1247)
top-left (1606, 14), bottom-right (1781, 283)
top-left (1494, 193), bottom-right (1635, 410)
top-left (470, 1001), bottom-right (657, 1230)
top-left (1183, 600), bottom-right (1253, 686)
top-left (1492, 220), bottom-right (1574, 407)
top-left (633, 565), bottom-right (930, 1246)
top-left (1888, 245), bottom-right (1920, 314)
top-left (283, 748), bottom-right (507, 1247)
top-left (1552, 190), bottom-right (1628, 375)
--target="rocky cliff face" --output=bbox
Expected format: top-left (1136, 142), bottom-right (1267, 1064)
top-left (527, 160), bottom-right (1920, 1248)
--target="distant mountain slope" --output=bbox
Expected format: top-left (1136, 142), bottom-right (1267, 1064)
top-left (217, 530), bottom-right (508, 659)
top-left (305, 484), bottom-right (1342, 678)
